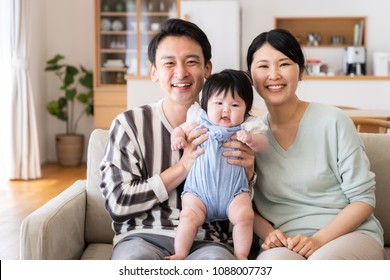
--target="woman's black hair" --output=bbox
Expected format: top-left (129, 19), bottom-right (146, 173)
top-left (148, 18), bottom-right (212, 66)
top-left (246, 29), bottom-right (305, 74)
top-left (200, 69), bottom-right (253, 116)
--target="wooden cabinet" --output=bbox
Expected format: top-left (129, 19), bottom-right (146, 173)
top-left (94, 0), bottom-right (180, 129)
top-left (275, 17), bottom-right (366, 48)
top-left (273, 17), bottom-right (389, 80)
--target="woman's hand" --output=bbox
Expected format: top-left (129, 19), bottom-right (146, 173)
top-left (222, 134), bottom-right (255, 180)
top-left (261, 229), bottom-right (289, 250)
top-left (287, 235), bottom-right (323, 258)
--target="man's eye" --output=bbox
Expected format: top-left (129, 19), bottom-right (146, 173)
top-left (187, 60), bottom-right (198, 65)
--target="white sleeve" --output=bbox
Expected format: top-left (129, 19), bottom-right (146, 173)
top-left (186, 102), bottom-right (203, 125)
top-left (241, 115), bottom-right (268, 134)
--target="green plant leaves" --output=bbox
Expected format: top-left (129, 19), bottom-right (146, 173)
top-left (45, 54), bottom-right (94, 134)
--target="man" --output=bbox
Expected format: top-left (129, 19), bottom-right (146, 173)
top-left (100, 19), bottom-right (256, 260)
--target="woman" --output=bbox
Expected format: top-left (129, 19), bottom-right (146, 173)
top-left (247, 29), bottom-right (385, 260)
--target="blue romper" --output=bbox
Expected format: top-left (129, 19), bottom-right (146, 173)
top-left (182, 104), bottom-right (265, 222)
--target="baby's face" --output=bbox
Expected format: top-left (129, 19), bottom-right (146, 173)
top-left (207, 90), bottom-right (246, 127)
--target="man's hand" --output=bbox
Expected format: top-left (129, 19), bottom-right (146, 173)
top-left (222, 134), bottom-right (255, 181)
top-left (178, 127), bottom-right (208, 172)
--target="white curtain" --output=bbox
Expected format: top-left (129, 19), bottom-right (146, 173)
top-left (2, 0), bottom-right (41, 180)
top-left (0, 0), bottom-right (12, 181)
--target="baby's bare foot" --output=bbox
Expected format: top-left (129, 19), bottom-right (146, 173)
top-left (165, 254), bottom-right (185, 260)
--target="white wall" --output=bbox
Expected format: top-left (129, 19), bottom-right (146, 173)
top-left (42, 0), bottom-right (95, 162)
top-left (29, 0), bottom-right (47, 163)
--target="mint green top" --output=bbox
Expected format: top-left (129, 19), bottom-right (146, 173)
top-left (254, 103), bottom-right (384, 245)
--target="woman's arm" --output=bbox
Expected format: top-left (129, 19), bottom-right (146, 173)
top-left (287, 201), bottom-right (373, 257)
top-left (254, 212), bottom-right (289, 249)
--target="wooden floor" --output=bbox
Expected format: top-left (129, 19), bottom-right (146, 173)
top-left (0, 163), bottom-right (86, 260)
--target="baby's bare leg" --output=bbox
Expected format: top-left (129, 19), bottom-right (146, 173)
top-left (166, 193), bottom-right (207, 260)
top-left (228, 192), bottom-right (254, 260)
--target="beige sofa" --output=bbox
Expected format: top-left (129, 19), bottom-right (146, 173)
top-left (20, 129), bottom-right (390, 260)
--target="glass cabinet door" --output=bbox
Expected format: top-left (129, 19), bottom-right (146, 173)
top-left (96, 0), bottom-right (180, 87)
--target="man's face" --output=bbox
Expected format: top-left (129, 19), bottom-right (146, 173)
top-left (150, 36), bottom-right (212, 106)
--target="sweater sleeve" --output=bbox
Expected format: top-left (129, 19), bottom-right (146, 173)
top-left (99, 113), bottom-right (168, 223)
top-left (335, 110), bottom-right (376, 207)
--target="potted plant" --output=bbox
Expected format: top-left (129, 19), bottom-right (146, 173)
top-left (45, 54), bottom-right (94, 166)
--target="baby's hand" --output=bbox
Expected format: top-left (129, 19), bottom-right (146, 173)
top-left (171, 137), bottom-right (188, 151)
top-left (236, 130), bottom-right (252, 146)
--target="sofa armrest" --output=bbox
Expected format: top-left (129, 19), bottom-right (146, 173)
top-left (20, 180), bottom-right (87, 260)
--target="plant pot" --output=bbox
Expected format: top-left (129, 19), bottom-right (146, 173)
top-left (55, 134), bottom-right (84, 166)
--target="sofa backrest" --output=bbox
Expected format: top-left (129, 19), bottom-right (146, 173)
top-left (85, 129), bottom-right (113, 244)
top-left (359, 133), bottom-right (390, 246)
top-left (82, 129), bottom-right (390, 247)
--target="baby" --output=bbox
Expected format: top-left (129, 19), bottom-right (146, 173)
top-left (167, 69), bottom-right (268, 260)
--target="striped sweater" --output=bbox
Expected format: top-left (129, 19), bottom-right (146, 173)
top-left (100, 99), bottom-right (231, 246)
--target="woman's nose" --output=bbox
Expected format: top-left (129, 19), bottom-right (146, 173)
top-left (269, 66), bottom-right (281, 80)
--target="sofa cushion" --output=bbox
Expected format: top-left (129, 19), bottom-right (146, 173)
top-left (359, 133), bottom-right (390, 247)
top-left (85, 129), bottom-right (113, 244)
top-left (80, 243), bottom-right (112, 260)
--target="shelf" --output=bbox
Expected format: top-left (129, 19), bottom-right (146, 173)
top-left (94, 0), bottom-right (180, 129)
top-left (95, 0), bottom-right (180, 87)
top-left (275, 17), bottom-right (366, 47)
top-left (101, 12), bottom-right (137, 16)
top-left (303, 75), bottom-right (390, 81)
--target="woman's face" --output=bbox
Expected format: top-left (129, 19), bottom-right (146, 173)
top-left (250, 43), bottom-right (302, 107)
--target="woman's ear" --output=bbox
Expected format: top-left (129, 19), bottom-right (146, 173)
top-left (299, 68), bottom-right (305, 81)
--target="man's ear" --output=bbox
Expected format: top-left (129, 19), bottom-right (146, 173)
top-left (204, 61), bottom-right (213, 79)
top-left (150, 64), bottom-right (158, 83)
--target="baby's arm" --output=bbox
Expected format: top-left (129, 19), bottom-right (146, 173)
top-left (236, 130), bottom-right (268, 152)
top-left (171, 122), bottom-right (190, 151)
